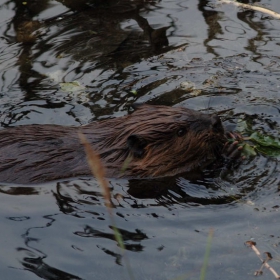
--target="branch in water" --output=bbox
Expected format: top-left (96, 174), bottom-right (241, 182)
top-left (220, 0), bottom-right (280, 19)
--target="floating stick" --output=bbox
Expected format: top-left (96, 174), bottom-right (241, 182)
top-left (220, 0), bottom-right (280, 19)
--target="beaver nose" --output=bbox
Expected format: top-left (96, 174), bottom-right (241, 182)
top-left (211, 114), bottom-right (224, 133)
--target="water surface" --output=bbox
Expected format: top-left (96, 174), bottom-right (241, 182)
top-left (0, 1), bottom-right (280, 279)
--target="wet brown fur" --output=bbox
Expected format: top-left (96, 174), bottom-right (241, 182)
top-left (0, 104), bottom-right (226, 184)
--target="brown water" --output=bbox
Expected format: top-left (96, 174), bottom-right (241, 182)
top-left (0, 1), bottom-right (280, 279)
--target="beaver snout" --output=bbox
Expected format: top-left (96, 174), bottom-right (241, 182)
top-left (211, 114), bottom-right (224, 134)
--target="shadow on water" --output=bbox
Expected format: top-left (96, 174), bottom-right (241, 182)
top-left (19, 250), bottom-right (82, 280)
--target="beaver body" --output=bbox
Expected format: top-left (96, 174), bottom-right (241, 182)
top-left (0, 104), bottom-right (226, 184)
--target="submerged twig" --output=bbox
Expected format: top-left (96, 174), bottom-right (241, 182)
top-left (220, 0), bottom-right (280, 19)
top-left (245, 241), bottom-right (280, 279)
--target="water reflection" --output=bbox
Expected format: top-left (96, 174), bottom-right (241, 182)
top-left (198, 0), bottom-right (223, 57)
top-left (19, 248), bottom-right (82, 280)
top-left (1, 1), bottom-right (280, 280)
top-left (0, 0), bottom-right (188, 125)
top-left (10, 0), bottom-right (175, 92)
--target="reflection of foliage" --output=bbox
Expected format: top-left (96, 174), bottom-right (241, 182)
top-left (44, 0), bottom-right (172, 68)
top-left (20, 248), bottom-right (82, 280)
top-left (74, 225), bottom-right (147, 266)
top-left (76, 225), bottom-right (148, 244)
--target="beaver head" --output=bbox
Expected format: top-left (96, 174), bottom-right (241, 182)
top-left (88, 104), bottom-right (226, 178)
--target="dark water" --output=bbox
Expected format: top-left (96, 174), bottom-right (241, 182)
top-left (0, 0), bottom-right (280, 279)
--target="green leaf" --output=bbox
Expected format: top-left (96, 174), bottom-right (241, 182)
top-left (233, 119), bottom-right (280, 158)
top-left (255, 146), bottom-right (280, 157)
top-left (249, 132), bottom-right (280, 148)
top-left (242, 143), bottom-right (257, 157)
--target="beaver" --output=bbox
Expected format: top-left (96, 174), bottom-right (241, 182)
top-left (0, 104), bottom-right (232, 184)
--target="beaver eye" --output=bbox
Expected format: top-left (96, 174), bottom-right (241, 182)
top-left (177, 128), bottom-right (186, 137)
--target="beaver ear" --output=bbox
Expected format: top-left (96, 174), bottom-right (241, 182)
top-left (127, 134), bottom-right (147, 158)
